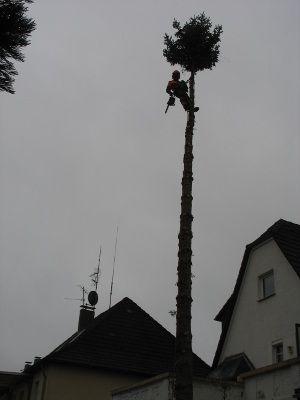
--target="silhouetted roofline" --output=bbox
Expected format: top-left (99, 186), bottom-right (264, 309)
top-left (27, 297), bottom-right (210, 377)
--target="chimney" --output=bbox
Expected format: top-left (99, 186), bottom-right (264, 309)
top-left (78, 305), bottom-right (95, 331)
top-left (23, 361), bottom-right (32, 371)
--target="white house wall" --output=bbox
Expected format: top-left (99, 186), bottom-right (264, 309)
top-left (112, 375), bottom-right (243, 400)
top-left (242, 360), bottom-right (300, 400)
top-left (112, 376), bottom-right (170, 400)
top-left (220, 239), bottom-right (300, 368)
top-left (193, 378), bottom-right (243, 400)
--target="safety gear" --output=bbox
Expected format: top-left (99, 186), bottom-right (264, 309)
top-left (167, 80), bottom-right (188, 98)
top-left (165, 71), bottom-right (199, 114)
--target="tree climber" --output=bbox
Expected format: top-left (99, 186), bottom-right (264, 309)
top-left (166, 70), bottom-right (199, 112)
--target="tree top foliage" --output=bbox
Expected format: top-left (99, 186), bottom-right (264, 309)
top-left (163, 13), bottom-right (222, 73)
top-left (0, 0), bottom-right (36, 93)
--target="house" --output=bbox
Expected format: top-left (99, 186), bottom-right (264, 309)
top-left (0, 297), bottom-right (210, 400)
top-left (112, 219), bottom-right (300, 400)
top-left (212, 219), bottom-right (300, 399)
top-left (0, 372), bottom-right (31, 400)
top-left (2, 219), bottom-right (299, 400)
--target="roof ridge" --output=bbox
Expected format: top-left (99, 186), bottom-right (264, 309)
top-left (28, 296), bottom-right (210, 376)
top-left (32, 298), bottom-right (137, 367)
top-left (91, 297), bottom-right (175, 340)
top-left (245, 219), bottom-right (300, 249)
top-left (51, 298), bottom-right (140, 356)
top-left (269, 219), bottom-right (300, 232)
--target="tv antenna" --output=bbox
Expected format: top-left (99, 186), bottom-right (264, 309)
top-left (85, 245), bottom-right (102, 309)
top-left (90, 245), bottom-right (101, 291)
top-left (78, 285), bottom-right (88, 306)
top-left (65, 245), bottom-right (102, 310)
top-left (64, 285), bottom-right (88, 306)
top-left (109, 226), bottom-right (119, 309)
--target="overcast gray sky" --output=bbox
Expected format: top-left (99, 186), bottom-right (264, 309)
top-left (1, 0), bottom-right (299, 372)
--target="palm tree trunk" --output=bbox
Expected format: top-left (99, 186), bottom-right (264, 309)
top-left (175, 70), bottom-right (195, 400)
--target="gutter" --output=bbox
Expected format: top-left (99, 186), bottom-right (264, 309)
top-left (238, 357), bottom-right (300, 381)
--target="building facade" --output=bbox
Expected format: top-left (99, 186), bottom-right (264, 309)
top-left (112, 220), bottom-right (300, 400)
top-left (0, 298), bottom-right (209, 400)
top-left (1, 219), bottom-right (299, 400)
top-left (213, 219), bottom-right (300, 399)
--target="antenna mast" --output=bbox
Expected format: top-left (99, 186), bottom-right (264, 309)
top-left (109, 226), bottom-right (119, 309)
top-left (78, 285), bottom-right (88, 306)
top-left (90, 245), bottom-right (101, 292)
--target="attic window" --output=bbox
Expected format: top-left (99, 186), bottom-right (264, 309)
top-left (258, 270), bottom-right (275, 300)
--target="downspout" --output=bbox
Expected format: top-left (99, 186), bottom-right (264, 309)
top-left (27, 379), bottom-right (33, 400)
top-left (41, 366), bottom-right (48, 400)
top-left (8, 388), bottom-right (13, 400)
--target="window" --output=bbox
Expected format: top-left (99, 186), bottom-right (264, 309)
top-left (296, 324), bottom-right (300, 357)
top-left (258, 270), bottom-right (275, 300)
top-left (272, 342), bottom-right (283, 363)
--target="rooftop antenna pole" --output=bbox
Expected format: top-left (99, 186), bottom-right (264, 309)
top-left (109, 226), bottom-right (119, 309)
top-left (78, 285), bottom-right (88, 306)
top-left (90, 245), bottom-right (101, 292)
top-left (64, 286), bottom-right (88, 305)
top-left (95, 246), bottom-right (101, 291)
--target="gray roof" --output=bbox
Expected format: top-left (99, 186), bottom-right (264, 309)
top-left (31, 297), bottom-right (210, 377)
top-left (0, 371), bottom-right (31, 396)
top-left (210, 353), bottom-right (254, 381)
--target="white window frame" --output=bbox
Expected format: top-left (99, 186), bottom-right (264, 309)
top-left (272, 340), bottom-right (284, 363)
top-left (258, 270), bottom-right (275, 300)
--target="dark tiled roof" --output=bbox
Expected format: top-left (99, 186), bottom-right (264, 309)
top-left (34, 297), bottom-right (210, 377)
top-left (209, 353), bottom-right (254, 381)
top-left (213, 219), bottom-right (300, 367)
top-left (214, 295), bottom-right (233, 323)
top-left (0, 372), bottom-right (31, 396)
top-left (271, 220), bottom-right (300, 277)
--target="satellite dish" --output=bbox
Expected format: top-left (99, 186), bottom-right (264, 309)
top-left (88, 290), bottom-right (98, 306)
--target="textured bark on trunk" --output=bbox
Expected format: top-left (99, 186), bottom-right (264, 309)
top-left (175, 70), bottom-right (195, 400)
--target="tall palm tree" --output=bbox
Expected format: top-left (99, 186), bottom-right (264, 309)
top-left (163, 14), bottom-right (222, 400)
